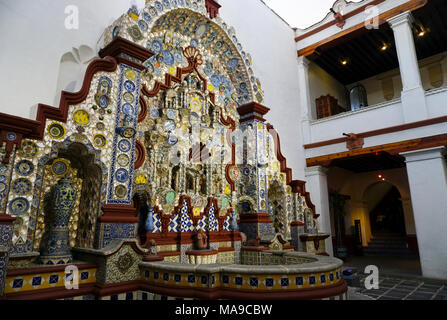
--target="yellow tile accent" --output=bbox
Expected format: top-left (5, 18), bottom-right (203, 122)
top-left (4, 268), bottom-right (97, 294)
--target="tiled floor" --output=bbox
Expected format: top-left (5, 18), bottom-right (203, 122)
top-left (352, 275), bottom-right (447, 300)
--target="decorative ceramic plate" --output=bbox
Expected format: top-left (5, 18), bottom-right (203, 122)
top-left (243, 167), bottom-right (250, 176)
top-left (162, 50), bottom-right (174, 66)
top-left (120, 127), bottom-right (136, 139)
top-left (123, 92), bottom-right (134, 104)
top-left (147, 119), bottom-right (156, 129)
top-left (195, 24), bottom-right (207, 38)
top-left (145, 59), bottom-right (155, 72)
top-left (52, 160), bottom-right (69, 176)
top-left (167, 135), bottom-right (178, 146)
top-left (118, 139), bottom-right (131, 152)
top-left (0, 182), bottom-right (6, 193)
top-left (211, 75), bottom-right (221, 87)
top-left (115, 169), bottom-right (129, 183)
top-left (155, 1), bottom-right (163, 11)
top-left (96, 122), bottom-right (105, 131)
top-left (150, 109), bottom-right (159, 118)
top-left (7, 132), bottom-right (16, 141)
top-left (19, 140), bottom-right (37, 158)
top-left (124, 80), bottom-right (136, 92)
top-left (227, 58), bottom-right (239, 69)
top-left (112, 26), bottom-right (120, 38)
top-left (174, 51), bottom-right (183, 63)
top-left (229, 166), bottom-right (240, 181)
top-left (73, 110), bottom-right (90, 126)
top-left (138, 20), bottom-right (148, 31)
top-left (193, 196), bottom-right (205, 208)
top-left (9, 197), bottom-right (30, 215)
top-left (135, 174), bottom-right (148, 185)
top-left (177, 15), bottom-right (186, 25)
top-left (143, 12), bottom-right (152, 22)
top-left (96, 94), bottom-right (109, 108)
top-left (12, 178), bottom-right (32, 195)
top-left (127, 26), bottom-right (143, 41)
top-left (165, 191), bottom-right (176, 203)
top-left (48, 123), bottom-right (65, 140)
top-left (149, 7), bottom-right (158, 17)
top-left (16, 160), bottom-right (34, 176)
top-left (117, 154), bottom-right (130, 167)
top-left (164, 120), bottom-right (176, 132)
top-left (166, 109), bottom-right (176, 120)
top-left (190, 38), bottom-right (199, 48)
top-left (122, 103), bottom-right (135, 116)
top-left (125, 69), bottom-right (137, 81)
top-left (115, 185), bottom-right (127, 199)
top-left (152, 40), bottom-right (162, 53)
top-left (93, 134), bottom-right (107, 149)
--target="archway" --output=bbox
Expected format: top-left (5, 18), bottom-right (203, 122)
top-left (32, 142), bottom-right (103, 256)
top-left (362, 181), bottom-right (418, 259)
top-left (364, 181), bottom-right (406, 236)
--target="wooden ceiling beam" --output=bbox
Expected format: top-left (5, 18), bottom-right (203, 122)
top-left (306, 133), bottom-right (447, 167)
top-left (298, 0), bottom-right (428, 58)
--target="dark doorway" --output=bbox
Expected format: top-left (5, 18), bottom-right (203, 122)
top-left (369, 185), bottom-right (406, 235)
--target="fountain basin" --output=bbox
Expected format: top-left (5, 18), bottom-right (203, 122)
top-left (139, 250), bottom-right (347, 300)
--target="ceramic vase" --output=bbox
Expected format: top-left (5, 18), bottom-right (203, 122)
top-left (40, 176), bottom-right (77, 265)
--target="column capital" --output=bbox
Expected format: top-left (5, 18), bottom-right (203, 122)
top-left (401, 146), bottom-right (446, 163)
top-left (305, 165), bottom-right (328, 177)
top-left (297, 56), bottom-right (311, 69)
top-left (387, 11), bottom-right (414, 29)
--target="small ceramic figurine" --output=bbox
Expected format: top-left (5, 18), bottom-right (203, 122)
top-left (143, 239), bottom-right (157, 256)
top-left (195, 229), bottom-right (208, 250)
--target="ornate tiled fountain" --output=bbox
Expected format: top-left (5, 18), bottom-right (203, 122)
top-left (0, 0), bottom-right (345, 300)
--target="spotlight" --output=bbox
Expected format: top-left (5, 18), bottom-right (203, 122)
top-left (340, 58), bottom-right (350, 66)
top-left (416, 24), bottom-right (427, 37)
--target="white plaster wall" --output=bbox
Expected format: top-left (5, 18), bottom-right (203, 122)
top-left (309, 99), bottom-right (404, 143)
top-left (426, 88), bottom-right (447, 118)
top-left (345, 52), bottom-right (447, 107)
top-left (220, 0), bottom-right (306, 179)
top-left (0, 0), bottom-right (145, 119)
top-left (308, 62), bottom-right (348, 117)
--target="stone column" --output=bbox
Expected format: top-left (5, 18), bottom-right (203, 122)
top-left (297, 56), bottom-right (312, 144)
top-left (304, 166), bottom-right (333, 255)
top-left (401, 147), bottom-right (447, 279)
top-left (388, 11), bottom-right (428, 123)
top-left (94, 37), bottom-right (154, 249)
top-left (237, 102), bottom-right (275, 239)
